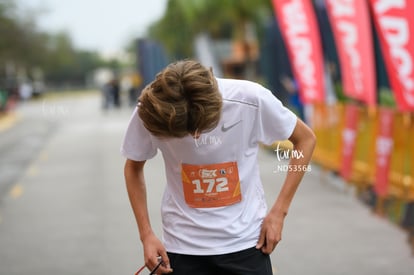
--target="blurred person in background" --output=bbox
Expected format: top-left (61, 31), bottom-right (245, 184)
top-left (128, 73), bottom-right (143, 107)
top-left (280, 75), bottom-right (304, 121)
top-left (102, 78), bottom-right (121, 109)
top-left (102, 80), bottom-right (112, 109)
top-left (112, 78), bottom-right (121, 108)
top-left (121, 59), bottom-right (316, 274)
top-left (19, 80), bottom-right (33, 101)
top-left (0, 79), bottom-right (7, 112)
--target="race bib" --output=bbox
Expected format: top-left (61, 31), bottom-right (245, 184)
top-left (181, 161), bottom-right (241, 208)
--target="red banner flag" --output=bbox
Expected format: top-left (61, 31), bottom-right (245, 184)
top-left (339, 104), bottom-right (359, 180)
top-left (272, 0), bottom-right (325, 103)
top-left (374, 108), bottom-right (394, 197)
top-left (369, 0), bottom-right (414, 111)
top-left (326, 0), bottom-right (376, 106)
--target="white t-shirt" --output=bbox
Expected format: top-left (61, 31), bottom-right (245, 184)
top-left (121, 78), bottom-right (297, 255)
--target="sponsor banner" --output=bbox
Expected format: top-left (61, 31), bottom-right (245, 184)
top-left (369, 0), bottom-right (414, 111)
top-left (326, 0), bottom-right (376, 105)
top-left (339, 104), bottom-right (359, 180)
top-left (272, 0), bottom-right (325, 103)
top-left (374, 108), bottom-right (394, 197)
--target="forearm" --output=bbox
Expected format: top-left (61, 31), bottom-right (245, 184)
top-left (124, 160), bottom-right (154, 241)
top-left (124, 160), bottom-right (173, 273)
top-left (270, 120), bottom-right (316, 219)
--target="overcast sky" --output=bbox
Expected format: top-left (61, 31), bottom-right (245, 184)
top-left (17, 0), bottom-right (168, 55)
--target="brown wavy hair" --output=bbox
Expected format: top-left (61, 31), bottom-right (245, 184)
top-left (138, 60), bottom-right (222, 138)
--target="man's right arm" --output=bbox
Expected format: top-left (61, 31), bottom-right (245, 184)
top-left (124, 159), bottom-right (172, 273)
top-left (124, 159), bottom-right (153, 239)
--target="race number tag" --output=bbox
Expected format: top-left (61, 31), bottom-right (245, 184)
top-left (181, 161), bottom-right (241, 208)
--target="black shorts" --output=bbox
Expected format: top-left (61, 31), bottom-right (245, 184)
top-left (165, 247), bottom-right (273, 275)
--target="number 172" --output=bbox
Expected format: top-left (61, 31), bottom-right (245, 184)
top-left (192, 178), bottom-right (229, 194)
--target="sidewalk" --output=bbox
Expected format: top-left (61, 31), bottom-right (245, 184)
top-left (0, 111), bottom-right (19, 133)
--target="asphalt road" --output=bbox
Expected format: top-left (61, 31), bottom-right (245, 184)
top-left (0, 105), bottom-right (56, 199)
top-left (0, 93), bottom-right (413, 275)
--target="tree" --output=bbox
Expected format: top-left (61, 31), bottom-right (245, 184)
top-left (148, 0), bottom-right (195, 59)
top-left (0, 0), bottom-right (114, 89)
top-left (147, 0), bottom-right (272, 79)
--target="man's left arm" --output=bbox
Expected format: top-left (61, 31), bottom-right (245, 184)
top-left (256, 118), bottom-right (316, 254)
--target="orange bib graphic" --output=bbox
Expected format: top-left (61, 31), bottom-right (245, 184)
top-left (181, 161), bottom-right (241, 208)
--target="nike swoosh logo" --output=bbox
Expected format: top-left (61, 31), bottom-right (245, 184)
top-left (244, 151), bottom-right (256, 157)
top-left (221, 120), bottom-right (242, 132)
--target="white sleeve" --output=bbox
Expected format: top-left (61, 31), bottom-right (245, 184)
top-left (120, 107), bottom-right (158, 161)
top-left (255, 88), bottom-right (298, 145)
